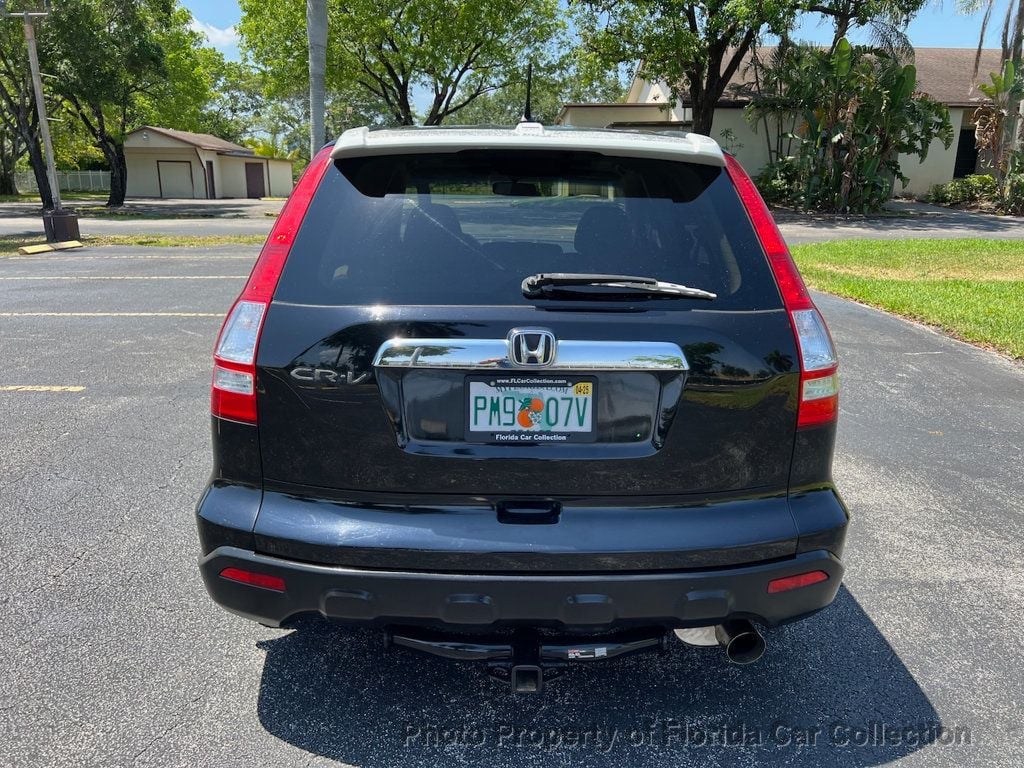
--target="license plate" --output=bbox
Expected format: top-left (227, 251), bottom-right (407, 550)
top-left (466, 376), bottom-right (596, 443)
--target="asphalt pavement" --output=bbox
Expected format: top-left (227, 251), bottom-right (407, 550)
top-left (0, 199), bottom-right (277, 239)
top-left (0, 244), bottom-right (1022, 767)
top-left (7, 197), bottom-right (1024, 243)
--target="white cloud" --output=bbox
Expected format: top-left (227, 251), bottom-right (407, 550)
top-left (189, 19), bottom-right (240, 49)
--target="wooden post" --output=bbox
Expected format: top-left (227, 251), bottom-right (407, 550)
top-left (23, 12), bottom-right (62, 212)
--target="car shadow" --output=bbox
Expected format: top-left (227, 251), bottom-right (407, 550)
top-left (255, 587), bottom-right (941, 767)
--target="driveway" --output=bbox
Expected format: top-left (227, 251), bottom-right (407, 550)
top-left (776, 200), bottom-right (1024, 244)
top-left (1, 245), bottom-right (1022, 767)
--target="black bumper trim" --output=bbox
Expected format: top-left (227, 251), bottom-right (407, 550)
top-left (199, 546), bottom-right (843, 630)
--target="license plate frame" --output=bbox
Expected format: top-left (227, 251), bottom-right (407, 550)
top-left (465, 375), bottom-right (597, 444)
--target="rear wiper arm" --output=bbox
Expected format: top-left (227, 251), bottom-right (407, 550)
top-left (522, 273), bottom-right (717, 301)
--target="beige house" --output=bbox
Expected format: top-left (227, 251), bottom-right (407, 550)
top-left (124, 126), bottom-right (294, 199)
top-left (557, 48), bottom-right (1001, 197)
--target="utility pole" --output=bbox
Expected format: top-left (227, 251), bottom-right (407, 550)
top-left (1, 0), bottom-right (80, 242)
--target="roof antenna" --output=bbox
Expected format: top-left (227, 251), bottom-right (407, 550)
top-left (520, 62), bottom-right (533, 123)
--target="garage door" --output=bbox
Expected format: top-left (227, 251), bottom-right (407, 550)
top-left (158, 161), bottom-right (195, 198)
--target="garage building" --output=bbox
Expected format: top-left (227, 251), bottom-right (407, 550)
top-left (124, 126), bottom-right (293, 199)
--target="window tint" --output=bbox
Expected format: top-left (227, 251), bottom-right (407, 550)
top-left (274, 150), bottom-right (782, 310)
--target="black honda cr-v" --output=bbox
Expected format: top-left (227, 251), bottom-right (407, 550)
top-left (197, 124), bottom-right (848, 691)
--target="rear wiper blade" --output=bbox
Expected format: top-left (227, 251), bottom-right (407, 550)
top-left (522, 273), bottom-right (717, 301)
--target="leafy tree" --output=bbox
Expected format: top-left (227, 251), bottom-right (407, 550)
top-left (39, 0), bottom-right (227, 206)
top-left (191, 59), bottom-right (264, 144)
top-left (244, 135), bottom-right (300, 159)
top-left (747, 40), bottom-right (952, 212)
top-left (48, 111), bottom-right (105, 169)
top-left (454, 56), bottom-right (626, 125)
top-left (0, 19), bottom-right (54, 205)
top-left (239, 0), bottom-right (563, 125)
top-left (37, 0), bottom-right (172, 206)
top-left (574, 0), bottom-right (800, 136)
top-left (141, 13), bottom-right (220, 132)
top-left (805, 0), bottom-right (925, 53)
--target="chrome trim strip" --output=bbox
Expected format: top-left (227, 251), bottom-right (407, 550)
top-left (373, 338), bottom-right (688, 371)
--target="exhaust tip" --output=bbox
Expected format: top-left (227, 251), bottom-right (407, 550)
top-left (715, 620), bottom-right (766, 665)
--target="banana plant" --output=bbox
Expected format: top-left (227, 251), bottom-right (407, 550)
top-left (745, 38), bottom-right (952, 212)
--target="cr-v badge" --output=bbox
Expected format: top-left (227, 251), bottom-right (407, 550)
top-left (290, 367), bottom-right (370, 385)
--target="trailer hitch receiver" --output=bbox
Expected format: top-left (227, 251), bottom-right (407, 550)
top-left (385, 626), bottom-right (669, 693)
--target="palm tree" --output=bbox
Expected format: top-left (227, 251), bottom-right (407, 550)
top-left (966, 0), bottom-right (1024, 73)
top-left (963, 0), bottom-right (1024, 187)
top-left (307, 0), bottom-right (328, 159)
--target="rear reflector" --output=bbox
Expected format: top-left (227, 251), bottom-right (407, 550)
top-left (767, 570), bottom-right (829, 594)
top-left (211, 146), bottom-right (334, 424)
top-left (219, 567), bottom-right (286, 592)
top-left (803, 372), bottom-right (839, 402)
top-left (213, 365), bottom-right (253, 395)
top-left (724, 154), bottom-right (839, 429)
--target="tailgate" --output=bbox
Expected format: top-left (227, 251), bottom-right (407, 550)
top-left (256, 304), bottom-right (799, 499)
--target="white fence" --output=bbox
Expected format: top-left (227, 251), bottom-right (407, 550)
top-left (14, 170), bottom-right (111, 193)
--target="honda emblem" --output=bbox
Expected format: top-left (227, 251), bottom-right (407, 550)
top-left (508, 328), bottom-right (556, 367)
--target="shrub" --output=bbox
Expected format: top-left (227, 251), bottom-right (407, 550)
top-left (1001, 174), bottom-right (1024, 214)
top-left (925, 184), bottom-right (949, 204)
top-left (925, 174), bottom-right (998, 206)
top-left (756, 158), bottom-right (802, 206)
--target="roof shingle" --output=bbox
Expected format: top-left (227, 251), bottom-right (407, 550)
top-left (128, 126), bottom-right (253, 154)
top-left (713, 47), bottom-right (1003, 107)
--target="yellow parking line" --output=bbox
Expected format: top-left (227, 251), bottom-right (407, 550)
top-left (0, 275), bottom-right (246, 280)
top-left (0, 385), bottom-right (86, 392)
top-left (0, 312), bottom-right (221, 317)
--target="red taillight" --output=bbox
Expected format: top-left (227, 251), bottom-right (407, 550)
top-left (724, 154), bottom-right (839, 429)
top-left (211, 146), bottom-right (334, 423)
top-left (220, 567), bottom-right (286, 592)
top-left (767, 570), bottom-right (829, 594)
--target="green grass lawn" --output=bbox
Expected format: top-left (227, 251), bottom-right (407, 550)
top-left (791, 239), bottom-right (1024, 359)
top-left (0, 192), bottom-right (110, 203)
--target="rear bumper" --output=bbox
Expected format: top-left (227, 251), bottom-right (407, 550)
top-left (200, 484), bottom-right (848, 573)
top-left (199, 545), bottom-right (844, 630)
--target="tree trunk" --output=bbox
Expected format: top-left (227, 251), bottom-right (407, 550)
top-left (687, 33), bottom-right (756, 140)
top-left (688, 73), bottom-right (712, 135)
top-left (691, 99), bottom-right (716, 136)
top-left (0, 169), bottom-right (15, 195)
top-left (830, 17), bottom-right (851, 53)
top-left (0, 133), bottom-right (16, 195)
top-left (307, 0), bottom-right (328, 158)
top-left (21, 117), bottom-right (53, 209)
top-left (99, 139), bottom-right (127, 207)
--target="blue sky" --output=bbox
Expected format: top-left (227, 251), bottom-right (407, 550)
top-left (183, 0), bottom-right (1015, 62)
top-left (181, 0), bottom-right (242, 60)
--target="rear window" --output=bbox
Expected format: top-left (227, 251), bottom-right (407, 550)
top-left (274, 149), bottom-right (782, 310)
